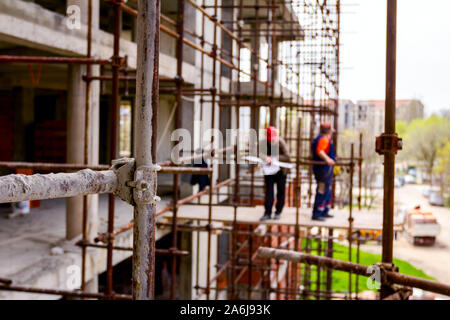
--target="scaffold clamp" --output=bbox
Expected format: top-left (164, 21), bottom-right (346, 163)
top-left (375, 262), bottom-right (398, 286)
top-left (375, 133), bottom-right (403, 155)
top-left (111, 158), bottom-right (161, 206)
top-left (375, 262), bottom-right (412, 300)
top-left (111, 158), bottom-right (136, 205)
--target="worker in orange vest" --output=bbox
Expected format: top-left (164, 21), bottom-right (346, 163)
top-left (311, 122), bottom-right (336, 221)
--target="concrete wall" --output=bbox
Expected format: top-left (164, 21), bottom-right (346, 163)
top-left (191, 220), bottom-right (220, 299)
top-left (338, 100), bottom-right (356, 132)
top-left (397, 100), bottom-right (425, 123)
top-left (0, 0), bottom-right (201, 84)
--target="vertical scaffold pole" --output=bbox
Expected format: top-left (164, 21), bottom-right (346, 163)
top-left (105, 0), bottom-right (122, 298)
top-left (133, 0), bottom-right (160, 300)
top-left (380, 0), bottom-right (397, 300)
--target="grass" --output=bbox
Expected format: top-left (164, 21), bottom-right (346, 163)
top-left (360, 194), bottom-right (377, 200)
top-left (300, 239), bottom-right (434, 295)
top-left (345, 204), bottom-right (377, 210)
top-left (445, 198), bottom-right (450, 209)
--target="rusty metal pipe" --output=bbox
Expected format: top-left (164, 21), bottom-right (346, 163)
top-left (0, 278), bottom-right (12, 285)
top-left (104, 0), bottom-right (123, 298)
top-left (119, 1), bottom-right (137, 16)
top-left (0, 161), bottom-right (109, 171)
top-left (357, 133), bottom-right (363, 210)
top-left (132, 0), bottom-right (160, 300)
top-left (348, 144), bottom-right (354, 299)
top-left (259, 247), bottom-right (450, 297)
top-left (0, 56), bottom-right (111, 65)
top-left (325, 228), bottom-right (334, 299)
top-left (80, 0), bottom-right (94, 293)
top-left (0, 161), bottom-right (211, 175)
top-left (0, 284), bottom-right (131, 300)
top-left (381, 0), bottom-right (397, 299)
top-left (82, 75), bottom-right (136, 81)
top-left (156, 178), bottom-right (233, 217)
top-left (94, 178), bottom-right (235, 243)
top-left (194, 239), bottom-right (249, 300)
top-left (77, 241), bottom-right (188, 256)
top-left (169, 0), bottom-right (185, 300)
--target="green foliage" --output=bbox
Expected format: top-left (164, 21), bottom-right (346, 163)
top-left (396, 120), bottom-right (408, 138)
top-left (301, 240), bottom-right (434, 295)
top-left (434, 140), bottom-right (450, 199)
top-left (400, 116), bottom-right (450, 182)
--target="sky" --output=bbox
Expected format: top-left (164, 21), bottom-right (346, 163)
top-left (339, 0), bottom-right (450, 116)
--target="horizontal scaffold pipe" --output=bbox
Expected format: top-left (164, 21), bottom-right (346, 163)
top-left (0, 163), bottom-right (211, 204)
top-left (0, 283), bottom-right (131, 300)
top-left (0, 161), bottom-right (109, 171)
top-left (0, 161), bottom-right (212, 175)
top-left (0, 169), bottom-right (117, 203)
top-left (0, 56), bottom-right (111, 65)
top-left (257, 247), bottom-right (450, 297)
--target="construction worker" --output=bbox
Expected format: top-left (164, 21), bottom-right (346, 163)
top-left (311, 122), bottom-right (336, 221)
top-left (259, 126), bottom-right (291, 221)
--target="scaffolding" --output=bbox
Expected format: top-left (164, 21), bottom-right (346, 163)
top-left (0, 0), bottom-right (449, 301)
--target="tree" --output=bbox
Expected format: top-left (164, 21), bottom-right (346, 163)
top-left (396, 120), bottom-right (408, 138)
top-left (434, 141), bottom-right (450, 203)
top-left (403, 116), bottom-right (450, 185)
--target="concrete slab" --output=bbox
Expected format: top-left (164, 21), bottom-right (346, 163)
top-left (0, 195), bottom-right (171, 299)
top-left (164, 204), bottom-right (403, 231)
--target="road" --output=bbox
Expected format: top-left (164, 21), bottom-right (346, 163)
top-left (360, 184), bottom-right (450, 297)
top-left (394, 185), bottom-right (450, 285)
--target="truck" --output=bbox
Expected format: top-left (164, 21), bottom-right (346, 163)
top-left (405, 206), bottom-right (441, 246)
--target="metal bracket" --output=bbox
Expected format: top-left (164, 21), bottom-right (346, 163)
top-left (376, 262), bottom-right (398, 286)
top-left (111, 158), bottom-right (161, 206)
top-left (109, 55), bottom-right (126, 68)
top-left (111, 158), bottom-right (136, 205)
top-left (130, 164), bottom-right (161, 205)
top-left (375, 133), bottom-right (403, 155)
top-left (383, 286), bottom-right (413, 300)
top-left (375, 262), bottom-right (413, 300)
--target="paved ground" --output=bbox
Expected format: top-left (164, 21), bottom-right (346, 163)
top-left (360, 184), bottom-right (450, 296)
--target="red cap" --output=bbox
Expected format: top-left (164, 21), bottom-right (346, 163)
top-left (266, 126), bottom-right (279, 142)
top-left (320, 122), bottom-right (335, 133)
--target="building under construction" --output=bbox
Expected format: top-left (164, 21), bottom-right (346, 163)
top-left (0, 0), bottom-right (448, 300)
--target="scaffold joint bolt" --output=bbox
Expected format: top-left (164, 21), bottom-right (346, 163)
top-left (133, 164), bottom-right (160, 205)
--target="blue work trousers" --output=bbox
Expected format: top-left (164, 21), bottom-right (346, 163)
top-left (312, 166), bottom-right (333, 218)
